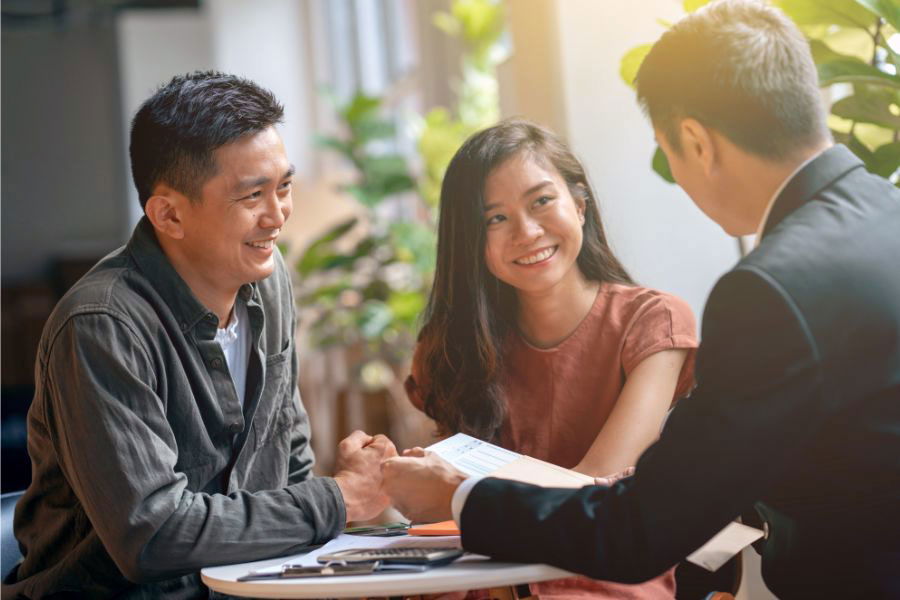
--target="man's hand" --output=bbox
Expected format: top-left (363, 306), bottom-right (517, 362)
top-left (333, 430), bottom-right (398, 523)
top-left (381, 447), bottom-right (467, 523)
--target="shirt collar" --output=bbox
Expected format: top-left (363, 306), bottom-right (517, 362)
top-left (214, 299), bottom-right (244, 346)
top-left (127, 217), bottom-right (258, 333)
top-left (753, 148), bottom-right (826, 247)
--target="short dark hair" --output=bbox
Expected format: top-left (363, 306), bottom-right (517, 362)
top-left (129, 71), bottom-right (284, 208)
top-left (635, 0), bottom-right (830, 159)
top-left (416, 119), bottom-right (633, 440)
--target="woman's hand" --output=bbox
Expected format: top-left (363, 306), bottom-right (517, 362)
top-left (594, 466), bottom-right (635, 486)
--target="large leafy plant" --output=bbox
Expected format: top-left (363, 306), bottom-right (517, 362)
top-left (418, 0), bottom-right (508, 208)
top-left (295, 93), bottom-right (435, 386)
top-left (621, 0), bottom-right (900, 185)
top-left (295, 0), bottom-right (508, 391)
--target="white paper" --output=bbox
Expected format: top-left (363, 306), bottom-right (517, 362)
top-left (429, 433), bottom-right (593, 487)
top-left (428, 433), bottom-right (520, 476)
top-left (686, 521), bottom-right (764, 572)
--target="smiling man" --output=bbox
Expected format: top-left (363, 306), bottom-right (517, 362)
top-left (5, 72), bottom-right (395, 599)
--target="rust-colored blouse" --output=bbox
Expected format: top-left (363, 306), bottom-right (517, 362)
top-left (406, 283), bottom-right (699, 599)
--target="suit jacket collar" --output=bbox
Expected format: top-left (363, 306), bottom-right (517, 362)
top-left (761, 144), bottom-right (864, 239)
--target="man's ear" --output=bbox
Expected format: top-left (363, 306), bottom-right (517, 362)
top-left (679, 118), bottom-right (718, 177)
top-left (144, 184), bottom-right (187, 240)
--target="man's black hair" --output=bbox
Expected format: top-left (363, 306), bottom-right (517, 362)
top-left (129, 71), bottom-right (284, 208)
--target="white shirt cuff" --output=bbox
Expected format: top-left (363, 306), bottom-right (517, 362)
top-left (451, 475), bottom-right (484, 524)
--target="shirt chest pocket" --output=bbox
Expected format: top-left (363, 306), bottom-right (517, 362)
top-left (254, 346), bottom-right (296, 447)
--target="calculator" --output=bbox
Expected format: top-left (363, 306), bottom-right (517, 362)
top-left (317, 546), bottom-right (464, 567)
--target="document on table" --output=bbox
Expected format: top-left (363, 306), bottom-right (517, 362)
top-left (428, 433), bottom-right (594, 488)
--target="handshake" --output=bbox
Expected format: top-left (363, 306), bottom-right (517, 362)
top-left (332, 430), bottom-right (468, 524)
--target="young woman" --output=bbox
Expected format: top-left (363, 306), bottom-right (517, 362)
top-left (405, 120), bottom-right (697, 599)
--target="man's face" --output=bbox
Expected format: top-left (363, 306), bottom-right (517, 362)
top-left (178, 127), bottom-right (293, 295)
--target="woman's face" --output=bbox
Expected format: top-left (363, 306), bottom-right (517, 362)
top-left (482, 152), bottom-right (586, 296)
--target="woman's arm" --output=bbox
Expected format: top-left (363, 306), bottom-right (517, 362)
top-left (573, 348), bottom-right (689, 477)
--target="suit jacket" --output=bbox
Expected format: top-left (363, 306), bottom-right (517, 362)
top-left (460, 145), bottom-right (900, 599)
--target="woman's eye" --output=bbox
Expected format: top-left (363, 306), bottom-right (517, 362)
top-left (279, 180), bottom-right (293, 190)
top-left (486, 214), bottom-right (506, 226)
top-left (535, 195), bottom-right (554, 207)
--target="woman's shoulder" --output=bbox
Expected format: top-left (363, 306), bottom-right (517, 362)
top-left (597, 282), bottom-right (694, 324)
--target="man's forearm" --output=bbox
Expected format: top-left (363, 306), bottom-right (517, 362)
top-left (129, 477), bottom-right (344, 582)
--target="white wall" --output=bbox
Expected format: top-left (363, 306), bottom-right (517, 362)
top-left (117, 8), bottom-right (214, 228)
top-left (1, 19), bottom-right (129, 283)
top-left (504, 0), bottom-right (741, 324)
top-left (117, 0), bottom-right (315, 230)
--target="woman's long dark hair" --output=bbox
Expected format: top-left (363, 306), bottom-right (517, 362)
top-left (417, 119), bottom-right (633, 441)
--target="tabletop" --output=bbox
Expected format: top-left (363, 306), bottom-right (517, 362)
top-left (201, 552), bottom-right (573, 598)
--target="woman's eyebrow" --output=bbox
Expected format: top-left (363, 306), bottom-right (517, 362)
top-left (484, 180), bottom-right (555, 211)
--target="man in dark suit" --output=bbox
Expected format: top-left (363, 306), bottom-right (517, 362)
top-left (382, 1), bottom-right (900, 597)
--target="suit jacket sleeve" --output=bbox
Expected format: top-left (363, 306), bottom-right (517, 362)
top-left (460, 266), bottom-right (827, 583)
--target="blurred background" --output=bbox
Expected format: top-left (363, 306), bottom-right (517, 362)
top-left (2, 1), bottom-right (897, 596)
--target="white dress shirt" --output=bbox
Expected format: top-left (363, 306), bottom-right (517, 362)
top-left (214, 301), bottom-right (251, 407)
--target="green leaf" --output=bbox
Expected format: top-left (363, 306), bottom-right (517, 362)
top-left (314, 135), bottom-right (354, 159)
top-left (652, 146), bottom-right (675, 183)
top-left (809, 31), bottom-right (873, 63)
top-left (870, 140), bottom-right (900, 178)
top-left (386, 291), bottom-right (427, 324)
top-left (358, 300), bottom-right (394, 340)
top-left (683, 0), bottom-right (713, 12)
top-left (432, 11), bottom-right (461, 37)
top-left (352, 119), bottom-right (396, 143)
top-left (390, 222), bottom-right (437, 273)
top-left (361, 155), bottom-right (416, 200)
top-left (831, 87), bottom-right (900, 129)
top-left (809, 39), bottom-right (848, 64)
top-left (296, 218), bottom-right (359, 276)
top-left (831, 128), bottom-right (876, 163)
top-left (619, 44), bottom-right (652, 88)
top-left (342, 93), bottom-right (382, 126)
top-left (854, 0), bottom-right (900, 31)
top-left (818, 58), bottom-right (900, 88)
top-left (775, 0), bottom-right (877, 29)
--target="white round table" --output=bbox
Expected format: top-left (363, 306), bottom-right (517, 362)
top-left (202, 554), bottom-right (574, 598)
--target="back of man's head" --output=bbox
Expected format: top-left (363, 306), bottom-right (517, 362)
top-left (635, 0), bottom-right (830, 160)
top-left (129, 71), bottom-right (284, 209)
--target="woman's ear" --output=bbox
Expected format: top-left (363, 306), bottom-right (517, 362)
top-left (575, 184), bottom-right (588, 225)
top-left (144, 184), bottom-right (187, 240)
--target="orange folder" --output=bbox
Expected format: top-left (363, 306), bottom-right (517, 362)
top-left (406, 520), bottom-right (461, 536)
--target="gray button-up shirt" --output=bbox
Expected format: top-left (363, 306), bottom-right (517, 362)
top-left (6, 218), bottom-right (345, 599)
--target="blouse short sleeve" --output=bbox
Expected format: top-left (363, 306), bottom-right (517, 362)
top-left (621, 291), bottom-right (698, 400)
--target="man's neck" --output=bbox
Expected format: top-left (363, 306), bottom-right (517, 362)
top-left (155, 234), bottom-right (238, 327)
top-left (739, 141), bottom-right (833, 235)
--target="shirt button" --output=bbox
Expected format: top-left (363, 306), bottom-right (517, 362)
top-left (228, 422), bottom-right (242, 434)
top-left (211, 358), bottom-right (223, 368)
